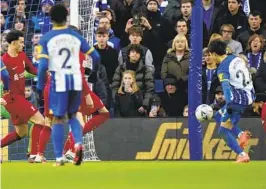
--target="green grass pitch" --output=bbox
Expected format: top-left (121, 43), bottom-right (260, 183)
top-left (1, 161), bottom-right (266, 189)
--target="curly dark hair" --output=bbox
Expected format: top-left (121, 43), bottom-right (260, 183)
top-left (127, 44), bottom-right (143, 57)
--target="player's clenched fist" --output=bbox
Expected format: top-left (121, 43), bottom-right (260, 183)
top-left (85, 94), bottom-right (94, 108)
top-left (0, 98), bottom-right (7, 106)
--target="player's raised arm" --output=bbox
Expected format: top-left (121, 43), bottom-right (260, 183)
top-left (0, 60), bottom-right (9, 90)
top-left (218, 72), bottom-right (232, 104)
top-left (80, 37), bottom-right (100, 71)
top-left (23, 52), bottom-right (37, 75)
top-left (36, 41), bottom-right (49, 91)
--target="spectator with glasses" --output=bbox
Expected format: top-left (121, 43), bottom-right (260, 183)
top-left (220, 24), bottom-right (243, 55)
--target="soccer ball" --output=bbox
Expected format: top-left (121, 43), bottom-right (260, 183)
top-left (195, 104), bottom-right (213, 121)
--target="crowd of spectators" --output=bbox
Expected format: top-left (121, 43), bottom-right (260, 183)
top-left (1, 0), bottom-right (266, 119)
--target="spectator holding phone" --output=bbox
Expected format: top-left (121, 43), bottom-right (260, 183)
top-left (115, 70), bottom-right (144, 117)
top-left (112, 44), bottom-right (154, 114)
top-left (148, 95), bottom-right (166, 118)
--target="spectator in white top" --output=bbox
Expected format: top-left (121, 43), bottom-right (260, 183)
top-left (220, 24), bottom-right (243, 55)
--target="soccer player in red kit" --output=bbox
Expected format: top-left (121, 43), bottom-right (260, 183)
top-left (253, 92), bottom-right (266, 133)
top-left (0, 30), bottom-right (51, 162)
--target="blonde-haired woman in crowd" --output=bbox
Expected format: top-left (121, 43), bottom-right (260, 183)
top-left (161, 34), bottom-right (190, 93)
top-left (115, 70), bottom-right (144, 117)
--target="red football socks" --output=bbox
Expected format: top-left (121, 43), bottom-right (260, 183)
top-left (83, 112), bottom-right (110, 135)
top-left (63, 132), bottom-right (75, 153)
top-left (29, 124), bottom-right (43, 155)
top-left (1, 131), bottom-right (22, 148)
top-left (38, 126), bottom-right (51, 155)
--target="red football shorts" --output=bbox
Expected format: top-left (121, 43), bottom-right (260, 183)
top-left (79, 91), bottom-right (104, 116)
top-left (3, 93), bottom-right (38, 125)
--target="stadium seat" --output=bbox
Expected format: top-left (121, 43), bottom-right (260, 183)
top-left (155, 79), bottom-right (164, 93)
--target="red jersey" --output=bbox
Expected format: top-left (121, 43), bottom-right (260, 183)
top-left (79, 52), bottom-right (92, 95)
top-left (2, 52), bottom-right (37, 96)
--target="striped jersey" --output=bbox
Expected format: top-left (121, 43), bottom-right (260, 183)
top-left (217, 55), bottom-right (255, 105)
top-left (38, 27), bottom-right (94, 92)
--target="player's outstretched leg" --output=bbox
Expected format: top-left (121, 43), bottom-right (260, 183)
top-left (63, 108), bottom-right (110, 161)
top-left (218, 126), bottom-right (250, 163)
top-left (229, 111), bottom-right (252, 150)
top-left (0, 124), bottom-right (27, 148)
top-left (83, 108), bottom-right (110, 135)
top-left (230, 125), bottom-right (251, 149)
top-left (68, 114), bottom-right (83, 166)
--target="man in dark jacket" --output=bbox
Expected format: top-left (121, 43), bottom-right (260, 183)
top-left (137, 0), bottom-right (170, 78)
top-left (211, 0), bottom-right (248, 38)
top-left (110, 0), bottom-right (143, 38)
top-left (94, 27), bottom-right (118, 83)
top-left (167, 19), bottom-right (190, 48)
top-left (159, 74), bottom-right (187, 117)
top-left (237, 11), bottom-right (266, 50)
top-left (162, 0), bottom-right (181, 25)
top-left (202, 0), bottom-right (221, 34)
top-left (175, 0), bottom-right (209, 47)
top-left (111, 44), bottom-right (154, 112)
top-left (94, 27), bottom-right (118, 108)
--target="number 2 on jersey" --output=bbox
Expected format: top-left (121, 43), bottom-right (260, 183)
top-left (59, 48), bottom-right (71, 69)
top-left (236, 70), bottom-right (251, 88)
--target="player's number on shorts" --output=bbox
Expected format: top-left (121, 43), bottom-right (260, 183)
top-left (236, 70), bottom-right (251, 87)
top-left (59, 48), bottom-right (71, 69)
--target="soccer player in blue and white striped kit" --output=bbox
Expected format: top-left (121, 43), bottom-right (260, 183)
top-left (37, 4), bottom-right (100, 166)
top-left (208, 40), bottom-right (254, 163)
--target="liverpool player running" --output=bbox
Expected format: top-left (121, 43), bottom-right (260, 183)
top-left (37, 5), bottom-right (100, 166)
top-left (0, 30), bottom-right (51, 163)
